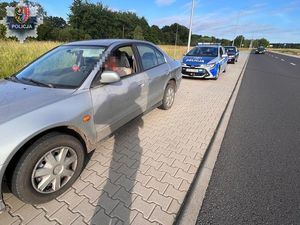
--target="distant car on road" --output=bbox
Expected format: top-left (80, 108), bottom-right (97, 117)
top-left (0, 39), bottom-right (181, 210)
top-left (224, 46), bottom-right (239, 63)
top-left (181, 43), bottom-right (228, 80)
top-left (255, 46), bottom-right (266, 54)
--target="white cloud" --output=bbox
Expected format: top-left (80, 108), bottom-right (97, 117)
top-left (150, 1), bottom-right (300, 42)
top-left (151, 10), bottom-right (300, 42)
top-left (155, 0), bottom-right (176, 6)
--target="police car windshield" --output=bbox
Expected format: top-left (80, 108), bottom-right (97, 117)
top-left (15, 46), bottom-right (106, 89)
top-left (186, 47), bottom-right (218, 57)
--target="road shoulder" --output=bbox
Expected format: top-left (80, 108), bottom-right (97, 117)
top-left (175, 53), bottom-right (250, 225)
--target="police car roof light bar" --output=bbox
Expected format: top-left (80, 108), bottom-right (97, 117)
top-left (197, 43), bottom-right (221, 46)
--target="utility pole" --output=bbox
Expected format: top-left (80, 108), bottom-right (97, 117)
top-left (249, 32), bottom-right (254, 49)
top-left (232, 11), bottom-right (241, 46)
top-left (187, 0), bottom-right (195, 52)
top-left (122, 25), bottom-right (125, 39)
top-left (239, 35), bottom-right (244, 48)
top-left (174, 23), bottom-right (179, 58)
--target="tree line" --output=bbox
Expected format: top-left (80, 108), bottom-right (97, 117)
top-left (0, 0), bottom-right (272, 48)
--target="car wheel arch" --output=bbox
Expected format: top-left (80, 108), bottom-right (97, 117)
top-left (166, 78), bottom-right (177, 91)
top-left (3, 126), bottom-right (89, 186)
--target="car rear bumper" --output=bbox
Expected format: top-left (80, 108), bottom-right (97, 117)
top-left (228, 57), bottom-right (236, 62)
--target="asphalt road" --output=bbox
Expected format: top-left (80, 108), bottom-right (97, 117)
top-left (196, 52), bottom-right (300, 225)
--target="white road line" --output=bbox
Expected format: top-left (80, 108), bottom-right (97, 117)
top-left (290, 63), bottom-right (296, 66)
top-left (275, 56), bottom-right (279, 59)
top-left (281, 59), bottom-right (285, 61)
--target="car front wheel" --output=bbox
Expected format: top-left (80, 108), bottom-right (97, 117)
top-left (9, 132), bottom-right (85, 204)
top-left (214, 67), bottom-right (220, 80)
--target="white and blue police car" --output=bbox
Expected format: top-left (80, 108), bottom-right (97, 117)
top-left (181, 43), bottom-right (228, 80)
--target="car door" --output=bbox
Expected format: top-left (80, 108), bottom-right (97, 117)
top-left (90, 44), bottom-right (148, 142)
top-left (136, 44), bottom-right (170, 109)
top-left (219, 47), bottom-right (227, 71)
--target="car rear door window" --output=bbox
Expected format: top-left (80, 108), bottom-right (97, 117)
top-left (137, 45), bottom-right (160, 70)
top-left (155, 50), bottom-right (166, 65)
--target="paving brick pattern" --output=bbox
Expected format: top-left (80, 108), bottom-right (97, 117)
top-left (0, 53), bottom-right (248, 225)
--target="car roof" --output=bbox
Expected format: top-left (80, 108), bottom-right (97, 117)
top-left (63, 39), bottom-right (154, 47)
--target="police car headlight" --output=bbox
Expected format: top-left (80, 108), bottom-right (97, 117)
top-left (181, 63), bottom-right (187, 66)
top-left (207, 63), bottom-right (216, 68)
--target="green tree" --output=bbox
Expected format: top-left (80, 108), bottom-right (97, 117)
top-left (0, 25), bottom-right (6, 39)
top-left (133, 25), bottom-right (144, 40)
top-left (233, 35), bottom-right (245, 47)
top-left (58, 27), bottom-right (91, 42)
top-left (257, 38), bottom-right (269, 47)
top-left (37, 16), bottom-right (67, 41)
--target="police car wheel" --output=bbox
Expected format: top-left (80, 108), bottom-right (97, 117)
top-left (214, 67), bottom-right (220, 80)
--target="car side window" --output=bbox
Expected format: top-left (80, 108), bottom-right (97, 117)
top-left (103, 45), bottom-right (137, 78)
top-left (137, 45), bottom-right (160, 70)
top-left (219, 47), bottom-right (223, 57)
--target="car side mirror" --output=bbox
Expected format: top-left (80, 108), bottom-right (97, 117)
top-left (222, 54), bottom-right (228, 58)
top-left (100, 71), bottom-right (120, 84)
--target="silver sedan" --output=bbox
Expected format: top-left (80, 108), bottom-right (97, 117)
top-left (0, 39), bottom-right (181, 210)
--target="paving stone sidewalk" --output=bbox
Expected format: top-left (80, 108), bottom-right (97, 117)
top-left (0, 53), bottom-right (249, 225)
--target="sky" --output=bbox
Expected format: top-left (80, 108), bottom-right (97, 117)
top-left (6, 0), bottom-right (300, 43)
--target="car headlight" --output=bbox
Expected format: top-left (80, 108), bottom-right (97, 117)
top-left (229, 55), bottom-right (234, 58)
top-left (181, 63), bottom-right (187, 66)
top-left (207, 63), bottom-right (216, 68)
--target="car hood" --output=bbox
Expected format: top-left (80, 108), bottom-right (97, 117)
top-left (0, 80), bottom-right (75, 125)
top-left (182, 56), bottom-right (216, 66)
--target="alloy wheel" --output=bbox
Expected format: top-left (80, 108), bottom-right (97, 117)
top-left (31, 147), bottom-right (78, 193)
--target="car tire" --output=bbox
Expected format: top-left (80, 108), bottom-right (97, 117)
top-left (9, 132), bottom-right (85, 204)
top-left (214, 67), bottom-right (220, 80)
top-left (159, 81), bottom-right (176, 110)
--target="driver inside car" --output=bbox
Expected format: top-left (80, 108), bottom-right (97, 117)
top-left (104, 50), bottom-right (132, 77)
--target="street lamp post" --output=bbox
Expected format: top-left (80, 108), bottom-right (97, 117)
top-left (232, 11), bottom-right (241, 47)
top-left (187, 0), bottom-right (195, 52)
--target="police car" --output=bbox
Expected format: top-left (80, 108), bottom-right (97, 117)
top-left (181, 43), bottom-right (228, 80)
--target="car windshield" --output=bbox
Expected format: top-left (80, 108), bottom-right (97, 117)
top-left (225, 47), bottom-right (236, 52)
top-left (258, 47), bottom-right (265, 50)
top-left (15, 45), bottom-right (106, 89)
top-left (186, 47), bottom-right (218, 57)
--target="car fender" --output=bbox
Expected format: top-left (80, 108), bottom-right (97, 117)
top-left (0, 91), bottom-right (96, 168)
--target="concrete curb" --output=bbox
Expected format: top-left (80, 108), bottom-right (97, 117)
top-left (268, 50), bottom-right (300, 59)
top-left (174, 53), bottom-right (250, 225)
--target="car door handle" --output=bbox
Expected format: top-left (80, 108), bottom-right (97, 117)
top-left (138, 83), bottom-right (145, 87)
